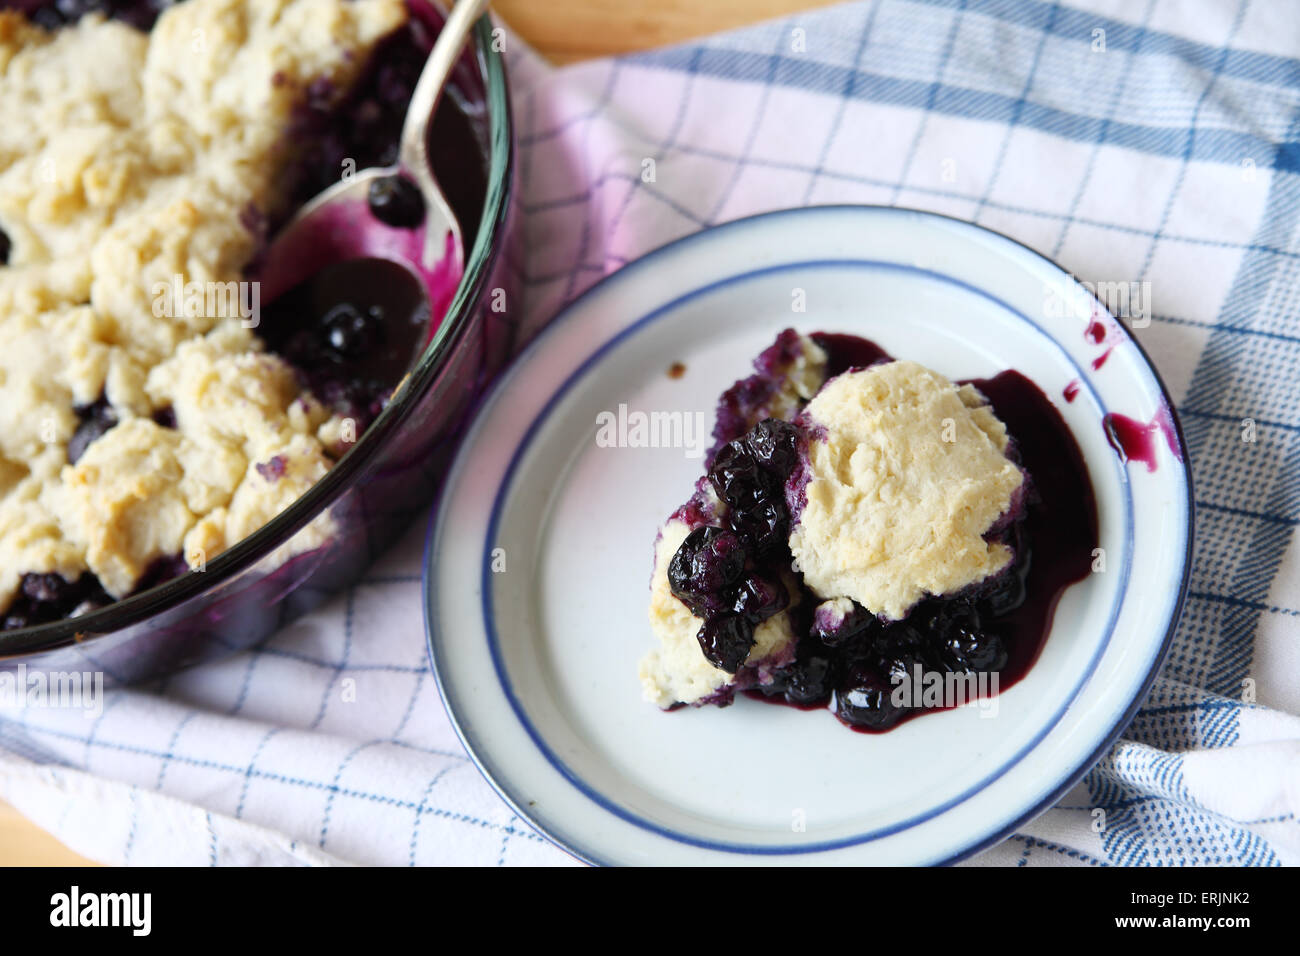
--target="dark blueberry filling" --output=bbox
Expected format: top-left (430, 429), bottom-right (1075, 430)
top-left (808, 331), bottom-right (890, 379)
top-left (3, 571), bottom-right (111, 630)
top-left (367, 174), bottom-right (425, 229)
top-left (283, 18), bottom-right (434, 210)
top-left (256, 258), bottom-right (429, 432)
top-left (754, 577), bottom-right (1029, 731)
top-left (0, 226), bottom-right (10, 265)
top-left (711, 329), bottom-right (808, 455)
top-left (810, 598), bottom-right (875, 647)
top-left (134, 552), bottom-right (190, 589)
top-left (669, 332), bottom-right (1099, 732)
top-left (1, 553), bottom-right (192, 631)
top-left (666, 524), bottom-right (791, 672)
top-left (708, 418), bottom-right (799, 558)
top-left (15, 0), bottom-right (168, 31)
top-left (150, 404), bottom-right (176, 429)
top-left (667, 526), bottom-right (747, 618)
top-left (668, 418), bottom-right (803, 672)
top-left (696, 614), bottom-right (755, 674)
top-left (67, 394), bottom-right (118, 464)
top-left (278, 8), bottom-right (489, 240)
top-left (743, 551), bottom-right (1034, 732)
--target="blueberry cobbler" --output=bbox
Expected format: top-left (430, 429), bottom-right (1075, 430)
top-left (0, 0), bottom-right (455, 628)
top-left (643, 330), bottom-right (1098, 731)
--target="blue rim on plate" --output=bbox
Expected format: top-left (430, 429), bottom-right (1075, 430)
top-left (423, 205), bottom-right (1195, 866)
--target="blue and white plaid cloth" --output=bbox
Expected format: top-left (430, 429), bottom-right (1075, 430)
top-left (3, 0), bottom-right (1299, 865)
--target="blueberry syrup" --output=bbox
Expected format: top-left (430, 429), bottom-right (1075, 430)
top-left (1103, 409), bottom-right (1181, 472)
top-left (1085, 318), bottom-right (1107, 345)
top-left (964, 370), bottom-right (1099, 686)
top-left (809, 332), bottom-right (891, 379)
top-left (255, 258), bottom-right (430, 433)
top-left (1092, 347), bottom-right (1113, 370)
top-left (1063, 379), bottom-right (1080, 403)
top-left (691, 334), bottom-right (1102, 733)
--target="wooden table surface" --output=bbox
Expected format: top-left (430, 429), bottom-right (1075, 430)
top-left (0, 0), bottom-right (835, 868)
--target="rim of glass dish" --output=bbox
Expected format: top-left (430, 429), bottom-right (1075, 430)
top-left (0, 15), bottom-right (514, 659)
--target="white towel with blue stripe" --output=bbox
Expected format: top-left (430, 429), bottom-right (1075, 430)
top-left (3, 0), bottom-right (1299, 866)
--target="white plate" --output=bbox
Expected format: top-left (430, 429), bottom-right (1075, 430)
top-left (423, 206), bottom-right (1193, 865)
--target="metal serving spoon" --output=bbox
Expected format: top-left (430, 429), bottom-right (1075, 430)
top-left (257, 0), bottom-right (490, 307)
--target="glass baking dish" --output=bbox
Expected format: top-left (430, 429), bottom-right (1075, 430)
top-left (0, 1), bottom-right (519, 683)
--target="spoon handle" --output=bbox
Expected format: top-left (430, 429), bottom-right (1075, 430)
top-left (400, 0), bottom-right (492, 189)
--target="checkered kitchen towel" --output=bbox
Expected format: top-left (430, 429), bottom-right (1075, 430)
top-left (3, 0), bottom-right (1300, 866)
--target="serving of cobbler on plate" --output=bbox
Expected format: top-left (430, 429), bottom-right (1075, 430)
top-left (643, 329), bottom-right (1099, 731)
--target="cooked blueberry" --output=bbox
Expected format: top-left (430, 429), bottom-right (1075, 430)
top-left (727, 497), bottom-right (786, 556)
top-left (882, 653), bottom-right (923, 691)
top-left (708, 439), bottom-right (776, 510)
top-left (811, 598), bottom-right (875, 647)
top-left (731, 573), bottom-right (787, 623)
top-left (937, 628), bottom-right (1007, 673)
top-left (322, 302), bottom-right (379, 358)
top-left (667, 526), bottom-right (747, 618)
top-left (924, 600), bottom-right (982, 651)
top-left (744, 418), bottom-right (799, 476)
top-left (0, 227), bottom-right (10, 265)
top-left (784, 655), bottom-right (835, 705)
top-left (2, 571), bottom-right (112, 631)
top-left (67, 396), bottom-right (118, 464)
top-left (367, 174), bottom-right (425, 229)
top-left (696, 614), bottom-right (755, 673)
top-left (834, 665), bottom-right (906, 729)
top-left (21, 572), bottom-right (71, 604)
